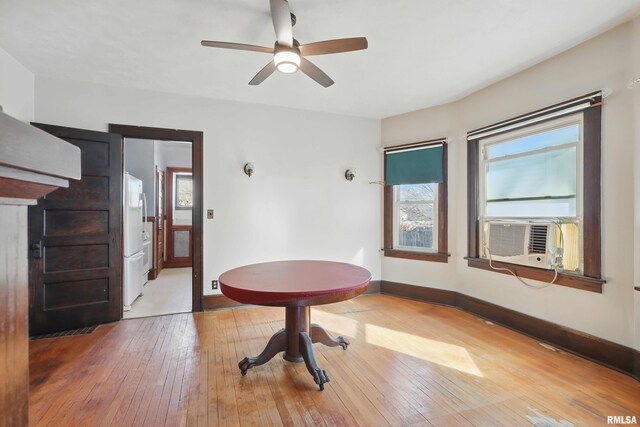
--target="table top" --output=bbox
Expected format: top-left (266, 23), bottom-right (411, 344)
top-left (219, 260), bottom-right (372, 307)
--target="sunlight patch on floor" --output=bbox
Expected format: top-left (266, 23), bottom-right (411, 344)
top-left (364, 323), bottom-right (483, 377)
top-left (311, 308), bottom-right (483, 377)
top-left (310, 309), bottom-right (360, 338)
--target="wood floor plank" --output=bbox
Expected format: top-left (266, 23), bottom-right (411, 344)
top-left (28, 295), bottom-right (640, 426)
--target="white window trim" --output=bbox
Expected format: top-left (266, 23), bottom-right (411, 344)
top-left (392, 185), bottom-right (438, 253)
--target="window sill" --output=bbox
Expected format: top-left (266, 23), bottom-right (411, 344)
top-left (384, 249), bottom-right (450, 263)
top-left (465, 257), bottom-right (604, 293)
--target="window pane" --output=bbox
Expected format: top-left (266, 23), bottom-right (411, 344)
top-left (398, 183), bottom-right (435, 201)
top-left (486, 124), bottom-right (579, 159)
top-left (486, 198), bottom-right (576, 217)
top-left (486, 146), bottom-right (576, 203)
top-left (176, 175), bottom-right (193, 208)
top-left (399, 203), bottom-right (434, 248)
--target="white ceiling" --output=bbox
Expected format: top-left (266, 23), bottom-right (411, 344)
top-left (1, 0), bottom-right (639, 119)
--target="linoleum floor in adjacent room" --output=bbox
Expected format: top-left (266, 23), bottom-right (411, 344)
top-left (124, 267), bottom-right (192, 319)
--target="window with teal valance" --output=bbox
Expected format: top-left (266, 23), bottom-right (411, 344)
top-left (385, 144), bottom-right (444, 185)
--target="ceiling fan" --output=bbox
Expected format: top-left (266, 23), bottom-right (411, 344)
top-left (201, 0), bottom-right (368, 88)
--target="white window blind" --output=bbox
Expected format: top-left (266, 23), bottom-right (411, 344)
top-left (481, 118), bottom-right (581, 218)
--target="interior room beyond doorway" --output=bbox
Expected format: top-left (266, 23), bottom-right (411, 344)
top-left (123, 138), bottom-right (193, 319)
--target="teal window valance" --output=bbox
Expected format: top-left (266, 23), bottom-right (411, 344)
top-left (385, 144), bottom-right (444, 186)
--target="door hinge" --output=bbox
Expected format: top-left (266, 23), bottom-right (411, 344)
top-left (30, 241), bottom-right (42, 259)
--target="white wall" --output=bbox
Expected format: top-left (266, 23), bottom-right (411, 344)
top-left (382, 20), bottom-right (638, 346)
top-left (125, 138), bottom-right (155, 215)
top-left (0, 47), bottom-right (34, 122)
top-left (34, 77), bottom-right (381, 296)
top-left (158, 142), bottom-right (191, 171)
top-left (153, 142), bottom-right (164, 175)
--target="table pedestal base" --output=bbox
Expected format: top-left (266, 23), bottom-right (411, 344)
top-left (238, 306), bottom-right (349, 390)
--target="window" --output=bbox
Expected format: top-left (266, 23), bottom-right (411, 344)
top-left (479, 116), bottom-right (583, 273)
top-left (467, 92), bottom-right (604, 292)
top-left (175, 174), bottom-right (193, 210)
top-left (384, 140), bottom-right (449, 262)
top-left (394, 183), bottom-right (437, 251)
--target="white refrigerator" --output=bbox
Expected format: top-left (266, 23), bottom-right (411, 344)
top-left (123, 173), bottom-right (149, 310)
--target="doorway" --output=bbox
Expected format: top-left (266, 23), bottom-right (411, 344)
top-left (109, 124), bottom-right (203, 317)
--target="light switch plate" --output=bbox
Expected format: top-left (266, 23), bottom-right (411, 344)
top-left (207, 209), bottom-right (214, 219)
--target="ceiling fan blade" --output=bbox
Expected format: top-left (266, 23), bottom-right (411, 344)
top-left (201, 41), bottom-right (274, 54)
top-left (299, 37), bottom-right (368, 56)
top-left (299, 58), bottom-right (334, 88)
top-left (269, 0), bottom-right (293, 47)
top-left (249, 61), bottom-right (277, 85)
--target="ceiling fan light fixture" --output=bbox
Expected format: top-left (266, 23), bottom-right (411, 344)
top-left (274, 50), bottom-right (300, 73)
top-left (201, 0), bottom-right (368, 87)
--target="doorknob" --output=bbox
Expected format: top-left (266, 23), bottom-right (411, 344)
top-left (30, 241), bottom-right (42, 259)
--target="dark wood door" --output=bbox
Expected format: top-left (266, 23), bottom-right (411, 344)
top-left (28, 123), bottom-right (122, 335)
top-left (165, 167), bottom-right (192, 268)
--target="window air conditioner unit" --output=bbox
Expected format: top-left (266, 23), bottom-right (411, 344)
top-left (484, 221), bottom-right (559, 270)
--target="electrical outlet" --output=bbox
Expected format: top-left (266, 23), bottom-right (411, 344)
top-left (207, 209), bottom-right (214, 219)
top-left (212, 280), bottom-right (218, 290)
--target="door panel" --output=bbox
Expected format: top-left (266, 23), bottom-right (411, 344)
top-left (28, 123), bottom-right (122, 335)
top-left (173, 229), bottom-right (191, 258)
top-left (45, 210), bottom-right (109, 236)
top-left (47, 176), bottom-right (109, 200)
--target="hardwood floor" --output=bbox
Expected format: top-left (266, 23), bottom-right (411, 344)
top-left (29, 295), bottom-right (640, 426)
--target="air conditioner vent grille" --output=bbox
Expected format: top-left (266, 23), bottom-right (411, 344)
top-left (488, 224), bottom-right (526, 257)
top-left (529, 225), bottom-right (548, 254)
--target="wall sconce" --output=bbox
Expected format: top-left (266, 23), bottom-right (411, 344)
top-left (244, 162), bottom-right (254, 177)
top-left (344, 169), bottom-right (355, 181)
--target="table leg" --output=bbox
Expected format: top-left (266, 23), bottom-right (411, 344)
top-left (238, 305), bottom-right (345, 391)
top-left (283, 306), bottom-right (310, 362)
top-left (239, 328), bottom-right (287, 376)
top-left (299, 331), bottom-right (330, 391)
top-left (310, 323), bottom-right (350, 350)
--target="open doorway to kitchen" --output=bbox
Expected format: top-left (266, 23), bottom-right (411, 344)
top-left (110, 125), bottom-right (203, 319)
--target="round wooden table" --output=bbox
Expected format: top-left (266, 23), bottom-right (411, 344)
top-left (219, 260), bottom-right (371, 390)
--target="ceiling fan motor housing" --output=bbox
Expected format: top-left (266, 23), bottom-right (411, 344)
top-left (274, 44), bottom-right (301, 73)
